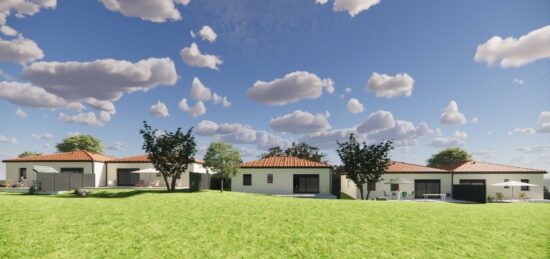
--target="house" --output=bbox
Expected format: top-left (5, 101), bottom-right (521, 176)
top-left (233, 156), bottom-right (333, 196)
top-left (340, 160), bottom-right (547, 200)
top-left (2, 151), bottom-right (209, 191)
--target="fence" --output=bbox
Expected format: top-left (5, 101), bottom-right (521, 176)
top-left (37, 173), bottom-right (95, 192)
top-left (452, 184), bottom-right (486, 203)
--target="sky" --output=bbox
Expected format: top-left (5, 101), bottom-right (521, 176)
top-left (0, 0), bottom-right (549, 179)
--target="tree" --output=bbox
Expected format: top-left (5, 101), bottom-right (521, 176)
top-left (56, 135), bottom-right (104, 154)
top-left (140, 121), bottom-right (197, 192)
top-left (337, 134), bottom-right (393, 200)
top-left (203, 142), bottom-right (242, 192)
top-left (427, 147), bottom-right (472, 168)
top-left (262, 143), bottom-right (326, 162)
top-left (18, 151), bottom-right (42, 158)
top-left (261, 146), bottom-right (284, 159)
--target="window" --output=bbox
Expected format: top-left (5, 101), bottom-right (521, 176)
top-left (504, 179), bottom-right (509, 189)
top-left (391, 184), bottom-right (399, 191)
top-left (243, 174), bottom-right (252, 186)
top-left (61, 168), bottom-right (84, 174)
top-left (19, 168), bottom-right (27, 179)
top-left (156, 173), bottom-right (162, 177)
top-left (367, 180), bottom-right (376, 191)
top-left (267, 174), bottom-right (273, 184)
top-left (521, 179), bottom-right (529, 191)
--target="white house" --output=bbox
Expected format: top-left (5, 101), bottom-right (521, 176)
top-left (341, 160), bottom-right (546, 200)
top-left (233, 156), bottom-right (333, 196)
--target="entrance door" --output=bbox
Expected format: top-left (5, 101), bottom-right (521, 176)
top-left (415, 180), bottom-right (441, 198)
top-left (117, 168), bottom-right (140, 186)
top-left (293, 174), bottom-right (319, 193)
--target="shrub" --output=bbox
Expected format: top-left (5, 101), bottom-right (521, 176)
top-left (496, 192), bottom-right (504, 201)
top-left (487, 195), bottom-right (493, 202)
top-left (74, 189), bottom-right (88, 197)
top-left (519, 192), bottom-right (527, 201)
top-left (28, 186), bottom-right (36, 195)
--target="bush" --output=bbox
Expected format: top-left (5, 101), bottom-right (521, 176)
top-left (496, 192), bottom-right (504, 201)
top-left (74, 189), bottom-right (88, 197)
top-left (519, 192), bottom-right (527, 201)
top-left (28, 186), bottom-right (36, 195)
top-left (487, 195), bottom-right (493, 202)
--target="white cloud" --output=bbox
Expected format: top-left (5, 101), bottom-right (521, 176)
top-left (345, 87), bottom-right (352, 93)
top-left (15, 108), bottom-right (27, 118)
top-left (270, 110), bottom-right (331, 134)
top-left (367, 120), bottom-right (431, 147)
top-left (471, 117), bottom-right (479, 124)
top-left (212, 93), bottom-right (231, 108)
top-left (0, 134), bottom-right (17, 144)
top-left (435, 128), bottom-right (443, 137)
top-left (0, 81), bottom-right (83, 111)
top-left (0, 25), bottom-right (17, 36)
top-left (59, 112), bottom-right (104, 127)
top-left (196, 120), bottom-right (291, 149)
top-left (247, 71), bottom-right (334, 105)
top-left (347, 98), bottom-right (364, 114)
top-left (512, 78), bottom-right (524, 86)
top-left (317, 0), bottom-right (380, 17)
top-left (537, 111), bottom-right (550, 134)
top-left (32, 133), bottom-right (53, 140)
top-left (513, 128), bottom-right (536, 135)
top-left (67, 132), bottom-right (82, 137)
top-left (300, 128), bottom-right (356, 149)
top-left (0, 37), bottom-right (44, 64)
top-left (86, 98), bottom-right (116, 115)
top-left (453, 130), bottom-right (468, 139)
top-left (440, 101), bottom-right (466, 125)
top-left (474, 25), bottom-right (550, 68)
top-left (22, 58), bottom-right (178, 101)
top-left (99, 111), bottom-right (111, 122)
top-left (100, 0), bottom-right (190, 23)
top-left (0, 0), bottom-right (56, 26)
top-left (357, 110), bottom-right (395, 133)
top-left (430, 137), bottom-right (464, 148)
top-left (150, 101), bottom-right (169, 117)
top-left (198, 25), bottom-right (217, 43)
top-left (180, 42), bottom-right (223, 70)
top-left (366, 72), bottom-right (414, 98)
top-left (107, 141), bottom-right (125, 151)
top-left (178, 98), bottom-right (206, 118)
top-left (190, 77), bottom-right (212, 101)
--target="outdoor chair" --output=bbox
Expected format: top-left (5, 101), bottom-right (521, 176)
top-left (410, 191), bottom-right (415, 200)
top-left (401, 192), bottom-right (407, 199)
top-left (383, 191), bottom-right (391, 200)
top-left (4, 179), bottom-right (12, 188)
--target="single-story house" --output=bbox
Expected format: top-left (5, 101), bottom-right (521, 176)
top-left (2, 151), bottom-right (209, 191)
top-left (341, 160), bottom-right (546, 200)
top-left (233, 156), bottom-right (332, 196)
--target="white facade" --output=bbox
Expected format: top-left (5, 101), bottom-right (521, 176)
top-left (105, 162), bottom-right (207, 187)
top-left (5, 161), bottom-right (97, 185)
top-left (454, 173), bottom-right (544, 200)
top-left (233, 168), bottom-right (331, 195)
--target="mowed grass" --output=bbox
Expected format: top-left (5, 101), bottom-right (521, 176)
top-left (0, 190), bottom-right (549, 258)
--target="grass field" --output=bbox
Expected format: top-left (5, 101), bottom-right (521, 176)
top-left (0, 190), bottom-right (549, 258)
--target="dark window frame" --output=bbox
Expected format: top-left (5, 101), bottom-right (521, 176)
top-left (19, 168), bottom-right (27, 179)
top-left (243, 174), bottom-right (252, 186)
top-left (293, 174), bottom-right (320, 194)
top-left (267, 174), bottom-right (273, 184)
top-left (390, 184), bottom-right (399, 191)
top-left (60, 168), bottom-right (84, 174)
top-left (520, 179), bottom-right (530, 191)
top-left (504, 179), bottom-right (509, 189)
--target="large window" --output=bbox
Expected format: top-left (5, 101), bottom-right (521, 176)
top-left (19, 168), bottom-right (27, 179)
top-left (61, 168), bottom-right (84, 174)
top-left (367, 180), bottom-right (376, 191)
top-left (503, 179), bottom-right (509, 189)
top-left (293, 175), bottom-right (319, 194)
top-left (521, 179), bottom-right (529, 191)
top-left (415, 179), bottom-right (441, 198)
top-left (243, 174), bottom-right (252, 186)
top-left (267, 174), bottom-right (273, 184)
top-left (390, 184), bottom-right (399, 191)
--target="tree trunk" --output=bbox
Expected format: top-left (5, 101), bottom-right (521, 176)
top-left (366, 189), bottom-right (371, 200)
top-left (170, 175), bottom-right (177, 192)
top-left (220, 178), bottom-right (224, 193)
top-left (358, 184), bottom-right (364, 200)
top-left (162, 174), bottom-right (170, 192)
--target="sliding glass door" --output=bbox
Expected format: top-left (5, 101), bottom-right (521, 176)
top-left (414, 179), bottom-right (441, 198)
top-left (293, 174), bottom-right (319, 194)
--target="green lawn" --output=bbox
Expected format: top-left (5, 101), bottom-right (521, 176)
top-left (0, 190), bottom-right (549, 258)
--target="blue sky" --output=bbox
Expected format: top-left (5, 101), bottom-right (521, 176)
top-left (0, 0), bottom-right (549, 179)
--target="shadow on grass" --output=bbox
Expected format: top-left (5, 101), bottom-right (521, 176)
top-left (57, 188), bottom-right (195, 199)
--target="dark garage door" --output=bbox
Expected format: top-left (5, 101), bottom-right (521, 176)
top-left (117, 168), bottom-right (140, 186)
top-left (293, 174), bottom-right (319, 194)
top-left (415, 179), bottom-right (441, 198)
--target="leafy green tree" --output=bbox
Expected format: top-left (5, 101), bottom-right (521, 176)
top-left (427, 147), bottom-right (472, 168)
top-left (284, 142), bottom-right (326, 162)
top-left (337, 134), bottom-right (393, 200)
top-left (18, 151), bottom-right (43, 158)
top-left (203, 142), bottom-right (242, 192)
top-left (56, 135), bottom-right (104, 154)
top-left (140, 121), bottom-right (197, 192)
top-left (261, 146), bottom-right (285, 158)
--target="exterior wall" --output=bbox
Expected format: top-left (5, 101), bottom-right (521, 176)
top-left (454, 173), bottom-right (545, 200)
top-left (233, 168), bottom-right (331, 195)
top-left (105, 162), bottom-right (206, 187)
top-left (5, 161), bottom-right (95, 186)
top-left (341, 173), bottom-right (452, 199)
top-left (93, 162), bottom-right (107, 187)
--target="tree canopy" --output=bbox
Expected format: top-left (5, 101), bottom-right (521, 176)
top-left (427, 147), bottom-right (472, 168)
top-left (18, 151), bottom-right (43, 158)
top-left (56, 135), bottom-right (104, 154)
top-left (337, 134), bottom-right (393, 200)
top-left (261, 142), bottom-right (326, 162)
top-left (203, 142), bottom-right (241, 192)
top-left (140, 121), bottom-right (197, 192)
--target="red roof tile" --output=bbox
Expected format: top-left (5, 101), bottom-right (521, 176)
top-left (2, 150), bottom-right (115, 162)
top-left (240, 156), bottom-right (331, 168)
top-left (439, 160), bottom-right (546, 173)
top-left (108, 155), bottom-right (204, 164)
top-left (386, 161), bottom-right (448, 173)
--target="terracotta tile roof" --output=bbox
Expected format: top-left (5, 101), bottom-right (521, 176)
top-left (439, 160), bottom-right (547, 173)
top-left (386, 161), bottom-right (448, 173)
top-left (2, 150), bottom-right (115, 162)
top-left (240, 156), bottom-right (331, 168)
top-left (108, 155), bottom-right (204, 164)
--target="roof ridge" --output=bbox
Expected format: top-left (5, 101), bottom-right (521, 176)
top-left (468, 160), bottom-right (545, 172)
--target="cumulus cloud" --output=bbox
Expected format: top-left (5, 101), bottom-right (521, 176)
top-left (100, 0), bottom-right (190, 23)
top-left (247, 71), bottom-right (335, 105)
top-left (197, 120), bottom-right (291, 149)
top-left (453, 130), bottom-right (468, 139)
top-left (300, 128), bottom-right (356, 149)
top-left (356, 110), bottom-right (395, 133)
top-left (513, 128), bottom-right (536, 135)
top-left (0, 37), bottom-right (44, 64)
top-left (180, 42), bottom-right (222, 70)
top-left (107, 141), bottom-right (125, 151)
top-left (474, 25), bottom-right (550, 68)
top-left (537, 111), bottom-right (550, 134)
top-left (316, 0), bottom-right (380, 17)
top-left (0, 134), bottom-right (17, 144)
top-left (59, 112), bottom-right (104, 127)
top-left (513, 78), bottom-right (524, 86)
top-left (368, 120), bottom-right (432, 147)
top-left (0, 81), bottom-right (84, 111)
top-left (86, 98), bottom-right (116, 115)
top-left (178, 98), bottom-right (206, 118)
top-left (440, 101), bottom-right (466, 125)
top-left (347, 98), bottom-right (364, 114)
top-left (195, 25), bottom-right (217, 43)
top-left (15, 108), bottom-right (27, 118)
top-left (32, 133), bottom-right (53, 140)
top-left (212, 93), bottom-right (231, 107)
top-left (190, 77), bottom-right (212, 101)
top-left (366, 72), bottom-right (414, 98)
top-left (430, 137), bottom-right (464, 148)
top-left (270, 110), bottom-right (331, 134)
top-left (150, 101), bottom-right (169, 117)
top-left (0, 25), bottom-right (17, 36)
top-left (0, 0), bottom-right (56, 26)
top-left (22, 58), bottom-right (178, 101)
top-left (471, 117), bottom-right (479, 123)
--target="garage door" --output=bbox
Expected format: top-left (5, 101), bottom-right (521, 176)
top-left (117, 168), bottom-right (140, 186)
